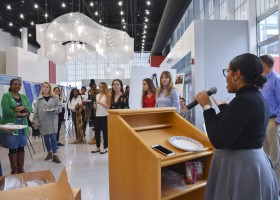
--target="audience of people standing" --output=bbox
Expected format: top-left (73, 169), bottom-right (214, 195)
top-left (142, 78), bottom-right (156, 108)
top-left (0, 79), bottom-right (32, 174)
top-left (156, 71), bottom-right (180, 112)
top-left (33, 82), bottom-right (62, 163)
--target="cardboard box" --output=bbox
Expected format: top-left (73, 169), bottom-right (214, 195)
top-left (0, 167), bottom-right (80, 200)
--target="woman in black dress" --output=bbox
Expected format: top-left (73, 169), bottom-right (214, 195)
top-left (110, 79), bottom-right (129, 109)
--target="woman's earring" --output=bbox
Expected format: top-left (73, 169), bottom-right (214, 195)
top-left (232, 77), bottom-right (239, 84)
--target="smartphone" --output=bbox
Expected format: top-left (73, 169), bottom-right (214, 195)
top-left (151, 144), bottom-right (175, 156)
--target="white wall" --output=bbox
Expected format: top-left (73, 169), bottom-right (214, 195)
top-left (129, 66), bottom-right (177, 108)
top-left (160, 20), bottom-right (249, 131)
top-left (6, 47), bottom-right (49, 83)
top-left (0, 51), bottom-right (6, 74)
top-left (56, 64), bottom-right (68, 83)
top-left (0, 28), bottom-right (37, 54)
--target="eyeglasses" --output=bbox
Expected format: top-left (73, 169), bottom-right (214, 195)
top-left (222, 69), bottom-right (232, 77)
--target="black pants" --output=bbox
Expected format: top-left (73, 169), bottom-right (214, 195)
top-left (57, 108), bottom-right (65, 141)
top-left (95, 116), bottom-right (108, 149)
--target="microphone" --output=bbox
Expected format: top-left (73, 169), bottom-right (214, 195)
top-left (186, 87), bottom-right (217, 110)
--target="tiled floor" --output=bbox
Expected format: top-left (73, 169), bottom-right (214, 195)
top-left (0, 120), bottom-right (109, 200)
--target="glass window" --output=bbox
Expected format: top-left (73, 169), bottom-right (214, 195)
top-left (64, 52), bottom-right (150, 87)
top-left (200, 0), bottom-right (205, 19)
top-left (208, 0), bottom-right (214, 19)
top-left (258, 11), bottom-right (278, 42)
top-left (257, 0), bottom-right (277, 16)
top-left (234, 0), bottom-right (248, 20)
top-left (219, 0), bottom-right (228, 20)
top-left (259, 41), bottom-right (279, 73)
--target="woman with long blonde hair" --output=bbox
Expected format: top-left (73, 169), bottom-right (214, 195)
top-left (156, 71), bottom-right (180, 112)
top-left (91, 82), bottom-right (111, 154)
top-left (33, 82), bottom-right (62, 163)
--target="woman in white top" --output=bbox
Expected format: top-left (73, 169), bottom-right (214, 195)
top-left (91, 82), bottom-right (110, 154)
top-left (68, 88), bottom-right (88, 143)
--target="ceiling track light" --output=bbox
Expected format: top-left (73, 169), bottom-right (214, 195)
top-left (7, 5), bottom-right (11, 10)
top-left (62, 2), bottom-right (66, 8)
top-left (146, 1), bottom-right (151, 5)
top-left (34, 4), bottom-right (38, 9)
top-left (120, 11), bottom-right (124, 15)
top-left (90, 2), bottom-right (94, 7)
top-left (118, 1), bottom-right (123, 6)
top-left (9, 22), bottom-right (13, 26)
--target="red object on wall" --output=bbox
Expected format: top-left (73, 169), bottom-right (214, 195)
top-left (49, 61), bottom-right (56, 83)
top-left (150, 55), bottom-right (166, 67)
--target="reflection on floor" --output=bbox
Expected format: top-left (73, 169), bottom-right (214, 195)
top-left (0, 120), bottom-right (109, 200)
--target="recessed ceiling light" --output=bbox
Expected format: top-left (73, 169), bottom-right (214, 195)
top-left (29, 33), bottom-right (32, 37)
top-left (142, 39), bottom-right (145, 42)
top-left (62, 2), bottom-right (66, 8)
top-left (122, 19), bottom-right (125, 23)
top-left (20, 14), bottom-right (24, 19)
top-left (145, 18), bottom-right (148, 22)
top-left (123, 25), bottom-right (126, 29)
top-left (118, 1), bottom-right (122, 6)
top-left (95, 11), bottom-right (98, 15)
top-left (9, 22), bottom-right (13, 26)
top-left (144, 25), bottom-right (147, 28)
top-left (120, 11), bottom-right (124, 15)
top-left (147, 1), bottom-right (151, 5)
top-left (7, 5), bottom-right (11, 10)
top-left (143, 30), bottom-right (146, 34)
top-left (143, 35), bottom-right (146, 38)
top-left (90, 2), bottom-right (94, 7)
top-left (20, 28), bottom-right (22, 32)
top-left (146, 10), bottom-right (149, 15)
top-left (34, 4), bottom-right (38, 9)
top-left (45, 13), bottom-right (48, 18)
top-left (99, 19), bottom-right (102, 23)
top-left (31, 21), bottom-right (34, 25)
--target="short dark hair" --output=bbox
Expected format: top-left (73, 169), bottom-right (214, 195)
top-left (180, 97), bottom-right (186, 102)
top-left (259, 54), bottom-right (274, 69)
top-left (81, 86), bottom-right (86, 91)
top-left (230, 53), bottom-right (266, 88)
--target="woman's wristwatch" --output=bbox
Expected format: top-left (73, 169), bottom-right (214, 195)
top-left (203, 104), bottom-right (212, 111)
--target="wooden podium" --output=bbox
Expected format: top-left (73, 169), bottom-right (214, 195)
top-left (108, 108), bottom-right (213, 200)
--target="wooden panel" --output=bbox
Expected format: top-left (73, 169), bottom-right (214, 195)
top-left (108, 108), bottom-right (213, 200)
top-left (108, 114), bottom-right (161, 200)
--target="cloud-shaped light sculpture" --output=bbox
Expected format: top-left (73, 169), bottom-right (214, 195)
top-left (36, 12), bottom-right (134, 65)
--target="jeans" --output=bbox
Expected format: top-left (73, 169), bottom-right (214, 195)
top-left (44, 133), bottom-right (58, 153)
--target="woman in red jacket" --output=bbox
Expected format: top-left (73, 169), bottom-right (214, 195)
top-left (142, 78), bottom-right (156, 108)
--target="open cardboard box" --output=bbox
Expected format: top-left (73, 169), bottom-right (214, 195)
top-left (0, 167), bottom-right (81, 200)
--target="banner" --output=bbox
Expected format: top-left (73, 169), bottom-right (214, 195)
top-left (175, 73), bottom-right (185, 97)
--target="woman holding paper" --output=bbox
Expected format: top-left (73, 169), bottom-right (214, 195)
top-left (33, 82), bottom-right (62, 163)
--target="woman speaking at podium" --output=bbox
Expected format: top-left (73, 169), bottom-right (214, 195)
top-left (195, 53), bottom-right (278, 200)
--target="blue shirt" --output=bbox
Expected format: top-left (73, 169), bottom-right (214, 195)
top-left (261, 71), bottom-right (280, 123)
top-left (156, 87), bottom-right (180, 112)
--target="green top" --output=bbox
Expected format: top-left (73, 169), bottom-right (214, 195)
top-left (1, 92), bottom-right (32, 135)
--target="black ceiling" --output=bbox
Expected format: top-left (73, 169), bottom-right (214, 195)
top-left (0, 0), bottom-right (167, 52)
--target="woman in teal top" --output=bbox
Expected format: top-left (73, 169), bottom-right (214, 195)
top-left (1, 79), bottom-right (32, 174)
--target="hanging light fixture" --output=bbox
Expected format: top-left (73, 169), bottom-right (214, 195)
top-left (36, 12), bottom-right (134, 64)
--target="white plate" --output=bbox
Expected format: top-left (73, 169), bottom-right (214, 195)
top-left (169, 136), bottom-right (204, 152)
top-left (0, 124), bottom-right (28, 130)
top-left (43, 108), bottom-right (55, 112)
